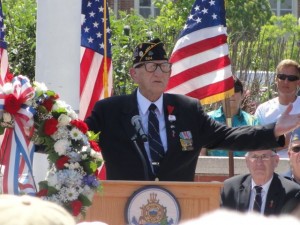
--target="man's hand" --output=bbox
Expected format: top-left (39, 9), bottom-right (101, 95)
top-left (274, 103), bottom-right (300, 137)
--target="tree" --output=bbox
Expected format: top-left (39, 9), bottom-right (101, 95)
top-left (2, 0), bottom-right (36, 79)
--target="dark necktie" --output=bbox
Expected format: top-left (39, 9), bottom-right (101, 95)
top-left (253, 186), bottom-right (263, 213)
top-left (148, 104), bottom-right (165, 175)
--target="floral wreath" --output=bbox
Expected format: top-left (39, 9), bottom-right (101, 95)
top-left (0, 75), bottom-right (103, 218)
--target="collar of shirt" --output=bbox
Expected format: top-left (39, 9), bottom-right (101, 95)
top-left (249, 176), bottom-right (273, 212)
top-left (137, 88), bottom-right (164, 115)
top-left (251, 176), bottom-right (273, 194)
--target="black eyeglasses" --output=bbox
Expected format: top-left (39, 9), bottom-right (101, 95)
top-left (291, 146), bottom-right (300, 153)
top-left (134, 62), bottom-right (172, 73)
top-left (277, 73), bottom-right (300, 82)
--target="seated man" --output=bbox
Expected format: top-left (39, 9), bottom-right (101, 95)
top-left (220, 149), bottom-right (300, 215)
top-left (284, 127), bottom-right (300, 184)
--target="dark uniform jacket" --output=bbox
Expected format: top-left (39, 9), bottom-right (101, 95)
top-left (85, 90), bottom-right (284, 181)
top-left (221, 173), bottom-right (300, 215)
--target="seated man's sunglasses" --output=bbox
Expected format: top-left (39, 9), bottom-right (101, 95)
top-left (277, 73), bottom-right (300, 82)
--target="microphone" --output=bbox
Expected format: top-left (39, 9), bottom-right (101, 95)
top-left (131, 115), bottom-right (148, 142)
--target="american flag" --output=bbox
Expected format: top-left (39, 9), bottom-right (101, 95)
top-left (80, 0), bottom-right (112, 179)
top-left (165, 0), bottom-right (234, 104)
top-left (0, 1), bottom-right (10, 85)
top-left (80, 0), bottom-right (113, 120)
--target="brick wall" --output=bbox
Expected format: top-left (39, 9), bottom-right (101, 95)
top-left (107, 0), bottom-right (134, 13)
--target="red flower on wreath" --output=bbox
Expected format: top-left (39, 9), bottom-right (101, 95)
top-left (4, 94), bottom-right (23, 115)
top-left (70, 200), bottom-right (83, 216)
top-left (89, 140), bottom-right (101, 152)
top-left (70, 119), bottom-right (88, 134)
top-left (4, 73), bottom-right (14, 83)
top-left (43, 98), bottom-right (54, 112)
top-left (36, 189), bottom-right (48, 197)
top-left (44, 118), bottom-right (58, 135)
top-left (55, 155), bottom-right (70, 170)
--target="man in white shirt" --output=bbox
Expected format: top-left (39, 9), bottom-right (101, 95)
top-left (255, 59), bottom-right (300, 158)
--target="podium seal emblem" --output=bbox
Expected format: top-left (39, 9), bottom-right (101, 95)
top-left (125, 185), bottom-right (181, 225)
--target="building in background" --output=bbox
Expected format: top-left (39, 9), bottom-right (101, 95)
top-left (107, 0), bottom-right (159, 18)
top-left (108, 0), bottom-right (300, 18)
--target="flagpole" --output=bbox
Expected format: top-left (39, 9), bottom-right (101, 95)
top-left (223, 98), bottom-right (234, 177)
top-left (103, 0), bottom-right (108, 98)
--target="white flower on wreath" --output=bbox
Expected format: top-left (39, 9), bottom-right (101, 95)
top-left (90, 149), bottom-right (102, 160)
top-left (33, 81), bottom-right (48, 92)
top-left (60, 186), bottom-right (80, 202)
top-left (82, 185), bottom-right (94, 202)
top-left (58, 114), bottom-right (71, 126)
top-left (70, 127), bottom-right (83, 141)
top-left (46, 171), bottom-right (60, 189)
top-left (3, 112), bottom-right (12, 123)
top-left (54, 139), bottom-right (70, 156)
top-left (51, 126), bottom-right (69, 141)
top-left (65, 162), bottom-right (80, 170)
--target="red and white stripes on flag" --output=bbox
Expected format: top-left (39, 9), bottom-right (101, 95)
top-left (0, 47), bottom-right (9, 86)
top-left (165, 0), bottom-right (234, 104)
top-left (0, 1), bottom-right (10, 86)
top-left (80, 0), bottom-right (113, 180)
top-left (79, 48), bottom-right (113, 119)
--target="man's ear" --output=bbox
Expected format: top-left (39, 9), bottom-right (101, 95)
top-left (129, 68), bottom-right (137, 81)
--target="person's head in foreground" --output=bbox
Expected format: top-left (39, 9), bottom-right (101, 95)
top-left (0, 194), bottom-right (76, 225)
top-left (245, 149), bottom-right (279, 186)
top-left (179, 209), bottom-right (300, 225)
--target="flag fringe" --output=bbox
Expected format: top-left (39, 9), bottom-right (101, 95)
top-left (200, 88), bottom-right (234, 105)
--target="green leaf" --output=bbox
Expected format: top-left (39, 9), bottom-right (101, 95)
top-left (78, 194), bottom-right (92, 207)
top-left (38, 180), bottom-right (48, 190)
top-left (0, 126), bottom-right (5, 135)
top-left (82, 161), bottom-right (98, 174)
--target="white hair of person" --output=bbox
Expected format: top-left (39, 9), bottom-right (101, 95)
top-left (0, 194), bottom-right (76, 225)
top-left (77, 222), bottom-right (108, 225)
top-left (179, 209), bottom-right (300, 225)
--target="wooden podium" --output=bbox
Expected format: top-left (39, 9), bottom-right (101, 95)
top-left (84, 180), bottom-right (223, 225)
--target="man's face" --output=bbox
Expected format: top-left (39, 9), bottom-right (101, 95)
top-left (130, 60), bottom-right (171, 101)
top-left (276, 65), bottom-right (300, 97)
top-left (288, 141), bottom-right (300, 180)
top-left (246, 150), bottom-right (279, 185)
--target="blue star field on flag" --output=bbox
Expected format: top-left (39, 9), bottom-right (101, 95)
top-left (180, 0), bottom-right (226, 38)
top-left (81, 0), bottom-right (112, 57)
top-left (0, 2), bottom-right (7, 49)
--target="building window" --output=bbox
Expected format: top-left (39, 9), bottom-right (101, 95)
top-left (269, 0), bottom-right (297, 17)
top-left (134, 0), bottom-right (160, 18)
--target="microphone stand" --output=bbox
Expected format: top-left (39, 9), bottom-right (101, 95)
top-left (131, 134), bottom-right (149, 180)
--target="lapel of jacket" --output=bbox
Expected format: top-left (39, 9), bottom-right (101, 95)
top-left (121, 90), bottom-right (153, 178)
top-left (238, 176), bottom-right (252, 211)
top-left (163, 94), bottom-right (178, 155)
top-left (264, 174), bottom-right (283, 215)
top-left (121, 90), bottom-right (139, 141)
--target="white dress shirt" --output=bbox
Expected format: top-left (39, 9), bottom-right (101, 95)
top-left (248, 177), bottom-right (273, 213)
